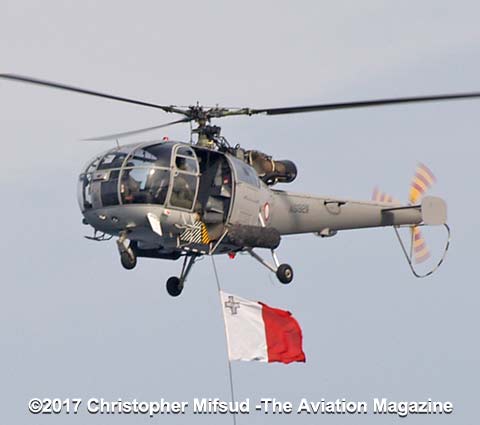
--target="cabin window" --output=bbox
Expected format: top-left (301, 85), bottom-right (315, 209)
top-left (230, 157), bottom-right (260, 187)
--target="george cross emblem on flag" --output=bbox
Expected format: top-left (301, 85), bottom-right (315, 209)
top-left (220, 291), bottom-right (306, 363)
top-left (224, 296), bottom-right (240, 315)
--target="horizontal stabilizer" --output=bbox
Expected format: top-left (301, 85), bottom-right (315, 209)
top-left (421, 196), bottom-right (447, 225)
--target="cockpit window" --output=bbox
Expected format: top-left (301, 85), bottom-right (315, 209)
top-left (101, 170), bottom-right (120, 206)
top-left (176, 146), bottom-right (195, 157)
top-left (174, 145), bottom-right (198, 173)
top-left (78, 142), bottom-right (200, 210)
top-left (170, 172), bottom-right (197, 210)
top-left (78, 173), bottom-right (93, 210)
top-left (128, 143), bottom-right (172, 168)
top-left (120, 168), bottom-right (170, 205)
top-left (86, 157), bottom-right (101, 173)
top-left (97, 151), bottom-right (128, 170)
top-left (127, 150), bottom-right (157, 167)
top-left (175, 156), bottom-right (198, 173)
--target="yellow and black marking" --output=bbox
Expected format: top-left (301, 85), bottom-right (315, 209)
top-left (180, 221), bottom-right (210, 246)
top-left (201, 223), bottom-right (211, 244)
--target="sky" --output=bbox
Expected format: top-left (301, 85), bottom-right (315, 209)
top-left (1, 1), bottom-right (479, 424)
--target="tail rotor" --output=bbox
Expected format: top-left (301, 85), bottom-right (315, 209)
top-left (412, 226), bottom-right (430, 263)
top-left (372, 162), bottom-right (450, 277)
top-left (371, 187), bottom-right (399, 204)
top-left (409, 163), bottom-right (436, 264)
top-left (409, 162), bottom-right (436, 204)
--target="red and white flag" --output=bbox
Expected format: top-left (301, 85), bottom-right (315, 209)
top-left (220, 291), bottom-right (305, 364)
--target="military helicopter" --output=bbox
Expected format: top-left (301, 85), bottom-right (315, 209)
top-left (1, 74), bottom-right (477, 296)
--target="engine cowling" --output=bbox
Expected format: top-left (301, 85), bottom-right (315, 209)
top-left (245, 150), bottom-right (297, 185)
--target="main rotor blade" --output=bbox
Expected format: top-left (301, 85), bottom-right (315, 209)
top-left (248, 92), bottom-right (480, 116)
top-left (83, 118), bottom-right (191, 141)
top-left (0, 73), bottom-right (186, 115)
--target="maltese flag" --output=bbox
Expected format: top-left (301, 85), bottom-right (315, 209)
top-left (220, 291), bottom-right (305, 364)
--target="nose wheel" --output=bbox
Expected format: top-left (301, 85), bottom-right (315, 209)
top-left (117, 233), bottom-right (137, 270)
top-left (166, 254), bottom-right (199, 297)
top-left (120, 250), bottom-right (137, 270)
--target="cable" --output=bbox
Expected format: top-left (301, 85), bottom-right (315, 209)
top-left (212, 257), bottom-right (237, 425)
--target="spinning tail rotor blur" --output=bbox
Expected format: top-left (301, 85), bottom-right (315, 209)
top-left (409, 163), bottom-right (437, 264)
top-left (372, 163), bottom-right (450, 277)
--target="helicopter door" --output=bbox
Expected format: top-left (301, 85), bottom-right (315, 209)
top-left (228, 156), bottom-right (261, 226)
top-left (168, 146), bottom-right (199, 211)
top-left (202, 158), bottom-right (232, 224)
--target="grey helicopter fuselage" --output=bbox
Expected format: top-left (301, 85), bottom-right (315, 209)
top-left (79, 140), bottom-right (275, 257)
top-left (78, 139), bottom-right (437, 261)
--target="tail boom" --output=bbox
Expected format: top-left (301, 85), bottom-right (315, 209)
top-left (269, 191), bottom-right (446, 236)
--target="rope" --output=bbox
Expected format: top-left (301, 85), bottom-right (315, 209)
top-left (212, 256), bottom-right (237, 425)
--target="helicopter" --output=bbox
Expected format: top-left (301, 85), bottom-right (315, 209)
top-left (1, 74), bottom-right (477, 297)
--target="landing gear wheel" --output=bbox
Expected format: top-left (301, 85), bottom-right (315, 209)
top-left (166, 276), bottom-right (183, 297)
top-left (120, 250), bottom-right (137, 270)
top-left (276, 263), bottom-right (293, 284)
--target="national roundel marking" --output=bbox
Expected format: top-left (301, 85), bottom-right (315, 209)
top-left (263, 202), bottom-right (270, 222)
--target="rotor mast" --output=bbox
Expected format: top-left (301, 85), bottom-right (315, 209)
top-left (186, 105), bottom-right (249, 149)
top-left (187, 105), bottom-right (218, 148)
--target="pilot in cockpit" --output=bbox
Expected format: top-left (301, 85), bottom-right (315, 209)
top-left (148, 170), bottom-right (170, 205)
top-left (121, 164), bottom-right (141, 203)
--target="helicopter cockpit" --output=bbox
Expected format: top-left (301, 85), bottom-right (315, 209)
top-left (78, 142), bottom-right (200, 213)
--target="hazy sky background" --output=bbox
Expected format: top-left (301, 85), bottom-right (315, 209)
top-left (1, 1), bottom-right (479, 423)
